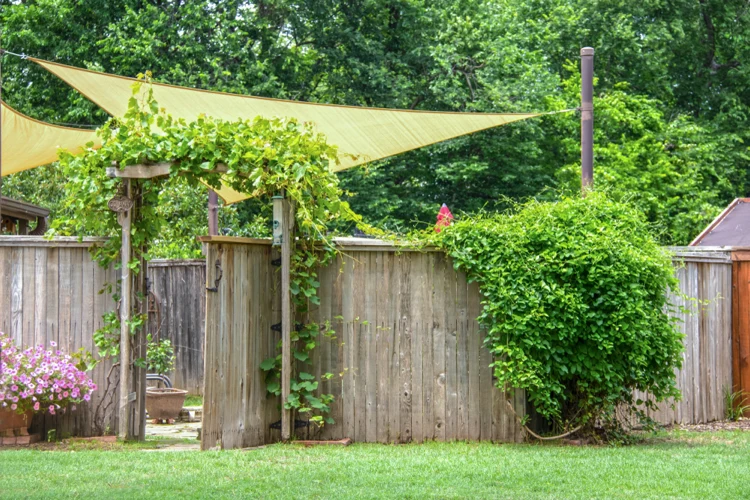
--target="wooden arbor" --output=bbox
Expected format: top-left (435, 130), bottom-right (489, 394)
top-left (107, 163), bottom-right (296, 440)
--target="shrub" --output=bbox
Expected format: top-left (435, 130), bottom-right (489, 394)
top-left (146, 336), bottom-right (175, 376)
top-left (1, 333), bottom-right (97, 415)
top-left (437, 193), bottom-right (683, 436)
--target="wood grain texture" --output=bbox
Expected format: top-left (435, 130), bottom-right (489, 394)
top-left (198, 243), bottom-right (732, 448)
top-left (0, 239), bottom-right (117, 438)
top-left (147, 261), bottom-right (206, 394)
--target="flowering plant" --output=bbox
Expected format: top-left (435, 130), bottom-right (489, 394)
top-left (1, 333), bottom-right (97, 415)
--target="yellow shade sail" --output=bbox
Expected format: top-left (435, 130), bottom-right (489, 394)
top-left (1, 101), bottom-right (100, 176)
top-left (34, 58), bottom-right (539, 204)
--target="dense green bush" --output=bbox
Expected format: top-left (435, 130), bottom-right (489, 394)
top-left (437, 193), bottom-right (683, 436)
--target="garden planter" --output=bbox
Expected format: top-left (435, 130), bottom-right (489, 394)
top-left (0, 409), bottom-right (33, 436)
top-left (146, 388), bottom-right (188, 420)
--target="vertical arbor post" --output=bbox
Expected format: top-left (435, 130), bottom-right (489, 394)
top-left (108, 164), bottom-right (167, 441)
top-left (0, 45), bottom-right (4, 227)
top-left (581, 47), bottom-right (594, 194)
top-left (118, 179), bottom-right (133, 439)
top-left (280, 195), bottom-right (295, 441)
top-left (208, 189), bottom-right (219, 236)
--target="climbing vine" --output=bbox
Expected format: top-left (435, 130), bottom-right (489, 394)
top-left (52, 75), bottom-right (363, 428)
top-left (432, 193), bottom-right (684, 440)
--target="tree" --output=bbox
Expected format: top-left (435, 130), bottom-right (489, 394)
top-left (2, 0), bottom-right (749, 245)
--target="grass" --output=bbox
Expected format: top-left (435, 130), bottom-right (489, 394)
top-left (1, 431), bottom-right (749, 499)
top-left (183, 395), bottom-right (203, 407)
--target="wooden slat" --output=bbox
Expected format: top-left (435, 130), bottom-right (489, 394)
top-left (691, 263), bottom-right (701, 423)
top-left (353, 253), bottom-right (367, 443)
top-left (456, 270), bottom-right (469, 440)
top-left (467, 280), bottom-right (481, 440)
top-left (375, 251), bottom-right (390, 443)
top-left (421, 253), bottom-right (434, 441)
top-left (432, 252), bottom-right (447, 441)
top-left (410, 253), bottom-right (424, 443)
top-left (0, 249), bottom-right (10, 333)
top-left (21, 248), bottom-right (35, 352)
top-left (33, 248), bottom-right (47, 346)
top-left (387, 253), bottom-right (401, 442)
top-left (341, 254), bottom-right (356, 440)
top-left (11, 246), bottom-right (23, 345)
top-left (444, 259), bottom-right (458, 441)
top-left (324, 254), bottom-right (343, 441)
top-left (399, 253), bottom-right (412, 443)
top-left (365, 252), bottom-right (378, 443)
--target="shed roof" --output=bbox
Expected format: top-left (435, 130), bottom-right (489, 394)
top-left (690, 198), bottom-right (750, 247)
top-left (1, 196), bottom-right (50, 221)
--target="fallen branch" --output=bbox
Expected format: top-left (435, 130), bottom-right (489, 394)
top-left (505, 399), bottom-right (582, 441)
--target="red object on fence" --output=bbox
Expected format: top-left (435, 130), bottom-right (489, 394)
top-left (435, 204), bottom-right (454, 233)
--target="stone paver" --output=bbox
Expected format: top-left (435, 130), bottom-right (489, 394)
top-left (145, 421), bottom-right (201, 451)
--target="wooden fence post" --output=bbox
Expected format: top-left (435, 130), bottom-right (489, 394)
top-left (117, 179), bottom-right (133, 439)
top-left (208, 190), bottom-right (219, 236)
top-left (280, 196), bottom-right (295, 440)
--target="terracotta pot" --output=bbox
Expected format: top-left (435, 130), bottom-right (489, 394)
top-left (0, 409), bottom-right (33, 436)
top-left (146, 388), bottom-right (188, 420)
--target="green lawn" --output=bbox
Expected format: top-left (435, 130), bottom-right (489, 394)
top-left (1, 431), bottom-right (749, 499)
top-left (183, 395), bottom-right (203, 407)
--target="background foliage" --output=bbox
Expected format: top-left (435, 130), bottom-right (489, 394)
top-left (2, 0), bottom-right (749, 246)
top-left (437, 193), bottom-right (684, 435)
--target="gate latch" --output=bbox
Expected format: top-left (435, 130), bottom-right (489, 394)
top-left (206, 259), bottom-right (223, 292)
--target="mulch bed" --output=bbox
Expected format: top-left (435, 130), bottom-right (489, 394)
top-left (670, 419), bottom-right (750, 432)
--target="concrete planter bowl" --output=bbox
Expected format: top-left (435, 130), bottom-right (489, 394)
top-left (146, 388), bottom-right (188, 421)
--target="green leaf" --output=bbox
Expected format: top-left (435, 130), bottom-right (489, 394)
top-left (260, 357), bottom-right (277, 371)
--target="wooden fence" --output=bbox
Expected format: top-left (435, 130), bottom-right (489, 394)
top-left (0, 236), bottom-right (733, 442)
top-left (203, 238), bottom-right (735, 449)
top-left (298, 242), bottom-right (526, 445)
top-left (0, 236), bottom-right (119, 437)
top-left (201, 237), bottom-right (526, 450)
top-left (147, 259), bottom-right (205, 395)
top-left (0, 239), bottom-right (209, 437)
top-left (640, 250), bottom-right (733, 424)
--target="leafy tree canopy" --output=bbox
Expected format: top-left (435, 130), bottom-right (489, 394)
top-left (2, 0), bottom-right (749, 247)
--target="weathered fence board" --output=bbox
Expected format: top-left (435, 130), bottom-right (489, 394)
top-left (200, 238), bottom-right (526, 449)
top-left (202, 240), bottom-right (734, 450)
top-left (0, 237), bottom-right (119, 438)
top-left (147, 260), bottom-right (206, 395)
top-left (636, 251), bottom-right (733, 424)
top-left (305, 247), bottom-right (523, 445)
